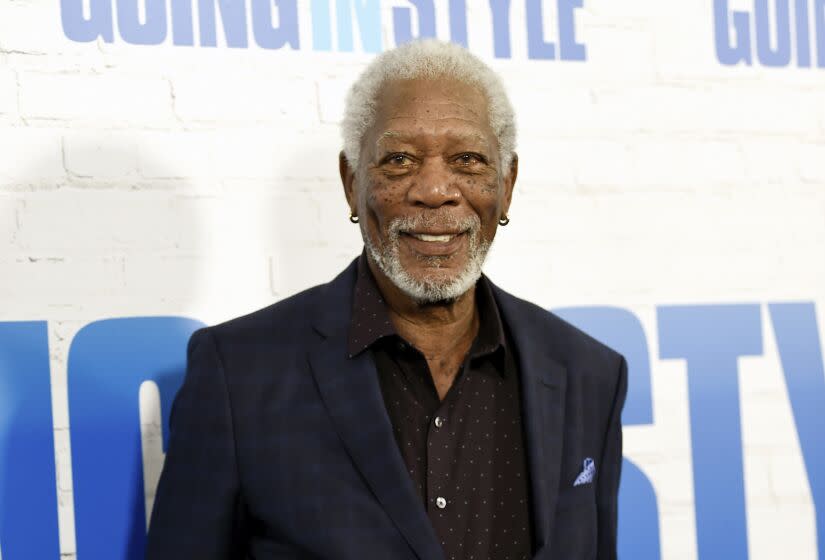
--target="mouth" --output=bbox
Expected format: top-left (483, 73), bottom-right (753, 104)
top-left (406, 232), bottom-right (462, 243)
top-left (399, 230), bottom-right (468, 257)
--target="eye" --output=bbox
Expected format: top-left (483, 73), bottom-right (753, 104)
top-left (455, 153), bottom-right (485, 166)
top-left (383, 153), bottom-right (413, 166)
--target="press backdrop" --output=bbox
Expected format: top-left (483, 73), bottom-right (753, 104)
top-left (1, 0), bottom-right (824, 559)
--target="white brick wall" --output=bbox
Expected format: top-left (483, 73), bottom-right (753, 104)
top-left (1, 1), bottom-right (824, 559)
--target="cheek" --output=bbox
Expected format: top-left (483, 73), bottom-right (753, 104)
top-left (461, 176), bottom-right (502, 214)
top-left (361, 177), bottom-right (407, 228)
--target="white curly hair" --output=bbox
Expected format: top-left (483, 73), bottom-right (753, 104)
top-left (341, 39), bottom-right (517, 172)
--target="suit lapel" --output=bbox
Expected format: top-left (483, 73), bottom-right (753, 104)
top-left (494, 286), bottom-right (568, 558)
top-left (308, 262), bottom-right (444, 560)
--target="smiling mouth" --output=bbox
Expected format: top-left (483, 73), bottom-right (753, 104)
top-left (406, 232), bottom-right (460, 243)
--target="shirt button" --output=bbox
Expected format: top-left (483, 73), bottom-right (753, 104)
top-left (436, 496), bottom-right (447, 509)
top-left (434, 416), bottom-right (445, 428)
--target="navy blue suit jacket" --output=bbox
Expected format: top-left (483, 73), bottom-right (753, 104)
top-left (146, 258), bottom-right (627, 560)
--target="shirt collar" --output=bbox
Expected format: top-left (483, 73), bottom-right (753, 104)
top-left (347, 251), bottom-right (508, 376)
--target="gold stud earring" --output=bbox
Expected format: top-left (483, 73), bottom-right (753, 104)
top-left (498, 215), bottom-right (510, 226)
top-left (349, 212), bottom-right (359, 224)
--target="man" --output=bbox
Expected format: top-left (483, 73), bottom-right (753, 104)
top-left (146, 40), bottom-right (627, 560)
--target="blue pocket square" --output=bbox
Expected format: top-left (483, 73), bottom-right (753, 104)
top-left (573, 458), bottom-right (595, 486)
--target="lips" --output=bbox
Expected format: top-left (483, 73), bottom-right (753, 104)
top-left (407, 232), bottom-right (460, 243)
top-left (400, 230), bottom-right (468, 256)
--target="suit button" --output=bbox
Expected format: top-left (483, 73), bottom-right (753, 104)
top-left (434, 416), bottom-right (444, 428)
top-left (435, 496), bottom-right (447, 509)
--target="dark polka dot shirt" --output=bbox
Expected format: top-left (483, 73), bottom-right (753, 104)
top-left (347, 254), bottom-right (534, 560)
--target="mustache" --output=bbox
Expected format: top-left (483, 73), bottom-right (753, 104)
top-left (386, 213), bottom-right (481, 237)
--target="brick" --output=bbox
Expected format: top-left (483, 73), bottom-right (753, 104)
top-left (0, 255), bottom-right (125, 298)
top-left (748, 503), bottom-right (815, 560)
top-left (514, 139), bottom-right (582, 191)
top-left (62, 130), bottom-right (139, 179)
top-left (171, 72), bottom-right (318, 124)
top-left (0, 1), bottom-right (89, 55)
top-left (316, 188), bottom-right (368, 251)
top-left (650, 1), bottom-right (745, 83)
top-left (19, 71), bottom-right (174, 124)
top-left (508, 85), bottom-right (600, 136)
top-left (211, 128), bottom-right (340, 181)
top-left (740, 139), bottom-right (804, 186)
top-left (15, 191), bottom-right (205, 252)
top-left (230, 191), bottom-right (323, 251)
top-left (571, 140), bottom-right (638, 188)
top-left (140, 380), bottom-right (165, 524)
top-left (136, 130), bottom-right (215, 180)
top-left (797, 143), bottom-right (825, 184)
top-left (631, 138), bottom-right (745, 188)
top-left (317, 78), bottom-right (349, 124)
top-left (0, 126), bottom-right (65, 187)
top-left (0, 197), bottom-right (22, 248)
top-left (54, 428), bottom-right (77, 556)
top-left (122, 254), bottom-right (208, 298)
top-left (269, 247), bottom-right (360, 298)
top-left (577, 25), bottom-right (657, 83)
top-left (0, 68), bottom-right (18, 116)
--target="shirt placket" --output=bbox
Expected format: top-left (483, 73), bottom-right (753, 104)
top-left (425, 364), bottom-right (467, 547)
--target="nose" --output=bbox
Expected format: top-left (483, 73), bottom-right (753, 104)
top-left (406, 159), bottom-right (461, 208)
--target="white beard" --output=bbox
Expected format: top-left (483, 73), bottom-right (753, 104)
top-left (363, 214), bottom-right (492, 304)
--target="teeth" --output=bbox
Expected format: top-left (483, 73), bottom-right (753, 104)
top-left (411, 233), bottom-right (455, 242)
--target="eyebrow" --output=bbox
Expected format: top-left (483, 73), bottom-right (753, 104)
top-left (377, 130), bottom-right (491, 145)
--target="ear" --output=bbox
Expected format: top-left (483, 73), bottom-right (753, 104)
top-left (339, 151), bottom-right (357, 214)
top-left (501, 152), bottom-right (518, 217)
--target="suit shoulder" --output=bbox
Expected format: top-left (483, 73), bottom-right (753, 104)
top-left (494, 286), bottom-right (624, 372)
top-left (205, 283), bottom-right (326, 345)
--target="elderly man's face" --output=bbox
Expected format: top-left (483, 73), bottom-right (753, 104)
top-left (342, 77), bottom-right (517, 302)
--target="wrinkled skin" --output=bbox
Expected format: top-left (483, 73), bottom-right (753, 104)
top-left (339, 77), bottom-right (518, 399)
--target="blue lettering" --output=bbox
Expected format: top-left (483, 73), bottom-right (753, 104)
top-left (769, 303), bottom-right (825, 559)
top-left (558, 0), bottom-right (586, 60)
top-left (336, 0), bottom-right (382, 53)
top-left (0, 322), bottom-right (60, 560)
top-left (199, 0), bottom-right (248, 48)
top-left (69, 317), bottom-right (203, 559)
top-left (117, 0), bottom-right (167, 45)
top-left (657, 304), bottom-right (762, 559)
top-left (796, 0), bottom-right (812, 66)
top-left (170, 0), bottom-right (195, 45)
top-left (714, 0), bottom-right (753, 65)
top-left (554, 307), bottom-right (660, 559)
top-left (489, 0), bottom-right (512, 58)
top-left (251, 0), bottom-right (300, 49)
top-left (393, 0), bottom-right (436, 46)
top-left (60, 0), bottom-right (114, 43)
top-left (311, 0), bottom-right (332, 51)
top-left (526, 0), bottom-right (555, 59)
top-left (816, 0), bottom-right (825, 66)
top-left (449, 0), bottom-right (468, 48)
top-left (755, 0), bottom-right (792, 66)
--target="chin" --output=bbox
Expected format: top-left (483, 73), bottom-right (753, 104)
top-left (366, 239), bottom-right (491, 305)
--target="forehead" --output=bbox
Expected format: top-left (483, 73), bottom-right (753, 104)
top-left (370, 78), bottom-right (493, 142)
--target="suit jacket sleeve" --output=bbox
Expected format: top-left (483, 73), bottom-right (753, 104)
top-left (145, 328), bottom-right (244, 560)
top-left (596, 355), bottom-right (628, 560)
